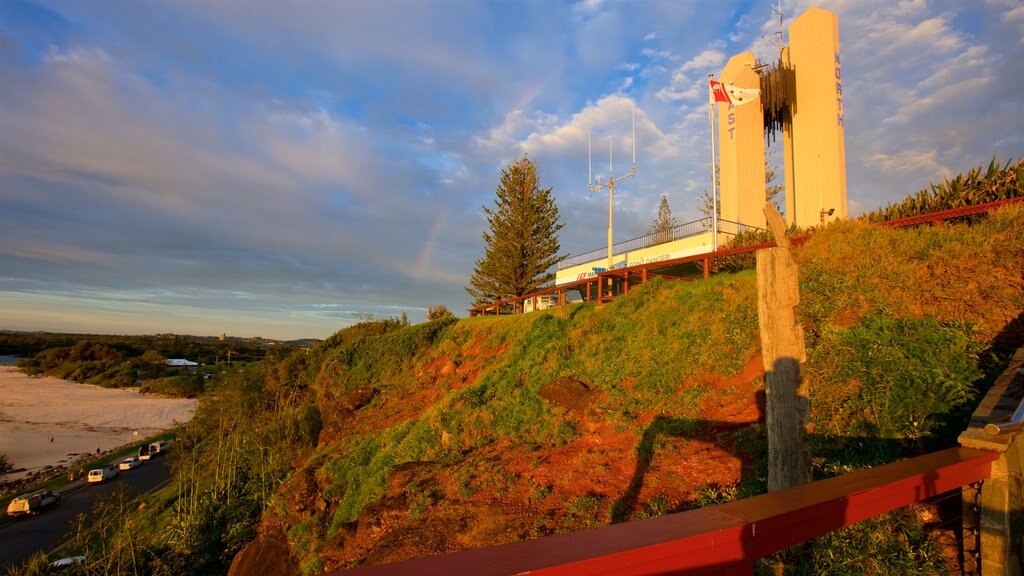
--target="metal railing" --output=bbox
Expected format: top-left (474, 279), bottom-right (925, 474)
top-left (471, 196), bottom-right (1024, 317)
top-left (557, 217), bottom-right (763, 270)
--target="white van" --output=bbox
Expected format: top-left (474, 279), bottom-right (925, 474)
top-left (139, 440), bottom-right (169, 461)
top-left (87, 466), bottom-right (119, 484)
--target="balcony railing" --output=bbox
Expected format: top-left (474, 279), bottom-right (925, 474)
top-left (558, 217), bottom-right (763, 270)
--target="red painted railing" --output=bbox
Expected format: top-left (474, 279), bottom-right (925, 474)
top-left (468, 196), bottom-right (1024, 317)
top-left (341, 447), bottom-right (998, 575)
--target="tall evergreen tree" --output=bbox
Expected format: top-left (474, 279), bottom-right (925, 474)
top-left (648, 194), bottom-right (677, 243)
top-left (467, 156), bottom-right (565, 307)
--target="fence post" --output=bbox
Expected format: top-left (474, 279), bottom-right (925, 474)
top-left (757, 203), bottom-right (811, 492)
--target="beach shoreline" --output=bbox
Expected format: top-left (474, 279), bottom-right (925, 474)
top-left (0, 365), bottom-right (196, 484)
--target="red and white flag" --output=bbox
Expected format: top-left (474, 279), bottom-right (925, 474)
top-left (709, 79), bottom-right (760, 106)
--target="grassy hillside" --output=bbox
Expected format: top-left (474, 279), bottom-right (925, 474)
top-left (16, 205), bottom-right (1024, 576)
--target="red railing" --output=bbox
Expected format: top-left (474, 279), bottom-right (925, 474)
top-left (468, 196), bottom-right (1024, 317)
top-left (341, 447), bottom-right (998, 575)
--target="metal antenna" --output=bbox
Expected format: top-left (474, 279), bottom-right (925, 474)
top-left (588, 102), bottom-right (638, 270)
top-left (588, 131), bottom-right (593, 189)
top-left (771, 0), bottom-right (785, 53)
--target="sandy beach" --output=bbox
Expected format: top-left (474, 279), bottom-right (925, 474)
top-left (0, 365), bottom-right (197, 481)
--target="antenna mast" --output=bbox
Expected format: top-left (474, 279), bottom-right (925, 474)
top-left (588, 103), bottom-right (638, 270)
top-left (772, 0), bottom-right (784, 54)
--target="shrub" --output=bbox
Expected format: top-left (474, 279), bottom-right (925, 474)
top-left (864, 156), bottom-right (1024, 222)
top-left (808, 314), bottom-right (984, 440)
top-left (426, 304), bottom-right (455, 321)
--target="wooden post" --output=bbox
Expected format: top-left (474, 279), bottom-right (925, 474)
top-left (757, 203), bottom-right (810, 492)
top-left (703, 257), bottom-right (710, 279)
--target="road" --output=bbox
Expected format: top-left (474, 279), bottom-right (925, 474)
top-left (0, 456), bottom-right (171, 568)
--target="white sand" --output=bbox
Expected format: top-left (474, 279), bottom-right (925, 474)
top-left (0, 366), bottom-right (196, 480)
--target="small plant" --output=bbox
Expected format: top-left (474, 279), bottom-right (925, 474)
top-left (530, 483), bottom-right (552, 502)
top-left (633, 493), bottom-right (670, 520)
top-left (555, 494), bottom-right (605, 533)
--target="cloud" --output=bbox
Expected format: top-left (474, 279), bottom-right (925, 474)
top-left (655, 48), bottom-right (725, 101)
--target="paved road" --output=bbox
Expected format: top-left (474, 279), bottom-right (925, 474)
top-left (0, 456), bottom-right (171, 568)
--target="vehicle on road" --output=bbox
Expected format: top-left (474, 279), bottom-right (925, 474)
top-left (118, 456), bottom-right (142, 471)
top-left (139, 440), bottom-right (169, 460)
top-left (6, 489), bottom-right (61, 517)
top-left (87, 466), bottom-right (119, 483)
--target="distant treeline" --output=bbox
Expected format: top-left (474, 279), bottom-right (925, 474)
top-left (0, 332), bottom-right (309, 397)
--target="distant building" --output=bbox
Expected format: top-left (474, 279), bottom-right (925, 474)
top-left (166, 359), bottom-right (199, 374)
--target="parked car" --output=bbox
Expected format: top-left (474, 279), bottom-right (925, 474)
top-left (139, 440), bottom-right (169, 460)
top-left (118, 456), bottom-right (142, 471)
top-left (6, 489), bottom-right (61, 517)
top-left (87, 466), bottom-right (119, 483)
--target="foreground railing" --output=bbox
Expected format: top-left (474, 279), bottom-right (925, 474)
top-left (340, 447), bottom-right (998, 575)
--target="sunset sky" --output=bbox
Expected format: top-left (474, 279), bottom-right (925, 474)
top-left (2, 0), bottom-right (1022, 340)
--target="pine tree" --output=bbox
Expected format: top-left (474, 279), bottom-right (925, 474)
top-left (698, 164), bottom-right (721, 221)
top-left (648, 195), bottom-right (677, 244)
top-left (467, 156), bottom-right (565, 307)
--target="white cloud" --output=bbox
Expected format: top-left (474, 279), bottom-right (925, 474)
top-left (655, 48), bottom-right (726, 102)
top-left (865, 150), bottom-right (948, 176)
top-left (641, 47), bottom-right (672, 59)
top-left (681, 49), bottom-right (726, 72)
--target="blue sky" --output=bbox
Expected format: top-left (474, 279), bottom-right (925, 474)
top-left (1, 0), bottom-right (1022, 340)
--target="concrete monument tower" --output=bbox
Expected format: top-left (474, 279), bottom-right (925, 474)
top-left (717, 52), bottom-right (768, 234)
top-left (714, 6), bottom-right (847, 231)
top-left (784, 7), bottom-right (847, 227)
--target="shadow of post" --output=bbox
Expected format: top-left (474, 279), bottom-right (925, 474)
top-left (610, 415), bottom-right (758, 523)
top-left (766, 356), bottom-right (811, 491)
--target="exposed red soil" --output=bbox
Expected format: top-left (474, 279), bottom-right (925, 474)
top-left (246, 347), bottom-right (767, 574)
top-left (322, 352), bottom-right (765, 570)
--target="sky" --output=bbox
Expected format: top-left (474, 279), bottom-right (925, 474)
top-left (1, 0), bottom-right (1023, 341)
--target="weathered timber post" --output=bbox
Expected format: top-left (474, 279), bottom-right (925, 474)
top-left (757, 203), bottom-right (811, 491)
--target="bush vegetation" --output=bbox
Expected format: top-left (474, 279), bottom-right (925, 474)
top-left (864, 156), bottom-right (1024, 222)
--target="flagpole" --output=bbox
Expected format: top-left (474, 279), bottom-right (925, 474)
top-left (708, 74), bottom-right (719, 252)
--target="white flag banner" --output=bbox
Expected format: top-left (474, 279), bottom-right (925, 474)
top-left (710, 79), bottom-right (761, 107)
